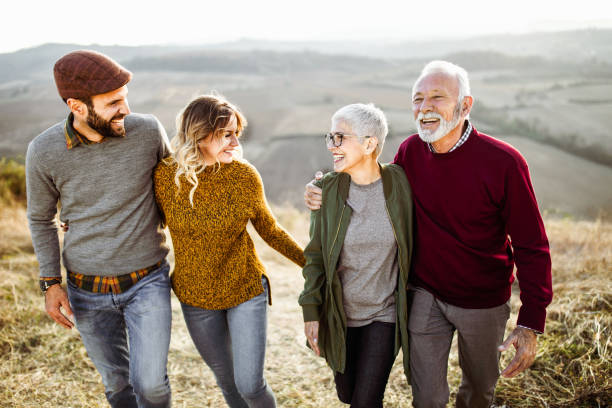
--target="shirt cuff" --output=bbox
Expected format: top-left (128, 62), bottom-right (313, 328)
top-left (517, 324), bottom-right (543, 335)
top-left (39, 276), bottom-right (62, 282)
top-left (517, 304), bottom-right (547, 333)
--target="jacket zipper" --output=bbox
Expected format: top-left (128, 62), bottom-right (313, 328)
top-left (329, 204), bottom-right (346, 259)
top-left (384, 201), bottom-right (403, 278)
top-left (385, 199), bottom-right (406, 354)
top-left (385, 200), bottom-right (405, 353)
top-left (330, 203), bottom-right (347, 363)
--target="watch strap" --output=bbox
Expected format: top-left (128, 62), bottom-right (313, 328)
top-left (39, 278), bottom-right (62, 293)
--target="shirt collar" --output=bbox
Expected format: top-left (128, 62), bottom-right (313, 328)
top-left (428, 120), bottom-right (472, 153)
top-left (65, 113), bottom-right (91, 149)
top-left (64, 113), bottom-right (108, 150)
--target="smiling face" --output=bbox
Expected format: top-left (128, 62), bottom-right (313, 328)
top-left (197, 113), bottom-right (240, 165)
top-left (328, 120), bottom-right (371, 174)
top-left (412, 72), bottom-right (464, 143)
top-left (87, 86), bottom-right (131, 138)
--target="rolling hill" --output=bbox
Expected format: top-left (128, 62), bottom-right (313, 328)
top-left (1, 31), bottom-right (611, 218)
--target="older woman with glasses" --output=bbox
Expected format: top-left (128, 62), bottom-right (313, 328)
top-left (299, 103), bottom-right (414, 407)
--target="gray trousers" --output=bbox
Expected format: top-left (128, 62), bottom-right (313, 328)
top-left (408, 287), bottom-right (510, 408)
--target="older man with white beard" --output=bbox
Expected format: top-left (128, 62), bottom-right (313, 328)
top-left (304, 61), bottom-right (553, 408)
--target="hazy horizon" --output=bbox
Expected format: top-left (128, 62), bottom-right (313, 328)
top-left (3, 0), bottom-right (612, 54)
top-left (3, 25), bottom-right (612, 54)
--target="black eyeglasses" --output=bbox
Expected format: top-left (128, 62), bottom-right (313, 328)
top-left (324, 132), bottom-right (371, 147)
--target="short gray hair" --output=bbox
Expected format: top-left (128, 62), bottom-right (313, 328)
top-left (413, 60), bottom-right (471, 117)
top-left (331, 103), bottom-right (388, 157)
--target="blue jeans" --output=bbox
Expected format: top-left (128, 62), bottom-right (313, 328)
top-left (67, 260), bottom-right (172, 408)
top-left (181, 276), bottom-right (275, 408)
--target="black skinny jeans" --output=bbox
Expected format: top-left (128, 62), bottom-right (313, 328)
top-left (334, 321), bottom-right (397, 408)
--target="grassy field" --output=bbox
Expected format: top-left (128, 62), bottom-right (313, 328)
top-left (0, 199), bottom-right (610, 408)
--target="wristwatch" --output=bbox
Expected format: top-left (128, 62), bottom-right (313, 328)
top-left (39, 279), bottom-right (62, 294)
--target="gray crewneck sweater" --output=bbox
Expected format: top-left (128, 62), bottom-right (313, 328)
top-left (26, 113), bottom-right (170, 277)
top-left (337, 178), bottom-right (399, 327)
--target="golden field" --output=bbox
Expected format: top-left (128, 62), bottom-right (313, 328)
top-left (0, 198), bottom-right (610, 407)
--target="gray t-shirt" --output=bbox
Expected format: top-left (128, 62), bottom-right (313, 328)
top-left (26, 113), bottom-right (170, 277)
top-left (337, 178), bottom-right (398, 327)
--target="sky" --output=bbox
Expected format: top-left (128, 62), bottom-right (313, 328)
top-left (2, 0), bottom-right (612, 53)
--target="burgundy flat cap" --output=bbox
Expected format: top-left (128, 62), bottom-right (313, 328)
top-left (53, 50), bottom-right (132, 101)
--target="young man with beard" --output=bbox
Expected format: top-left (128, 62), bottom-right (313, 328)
top-left (26, 50), bottom-right (172, 408)
top-left (304, 61), bottom-right (553, 407)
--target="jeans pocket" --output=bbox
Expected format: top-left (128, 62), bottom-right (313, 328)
top-left (138, 261), bottom-right (171, 290)
top-left (66, 279), bottom-right (105, 305)
top-left (261, 275), bottom-right (269, 291)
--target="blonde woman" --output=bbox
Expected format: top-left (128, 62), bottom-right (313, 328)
top-left (154, 94), bottom-right (305, 408)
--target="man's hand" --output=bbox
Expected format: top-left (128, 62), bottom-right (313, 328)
top-left (304, 321), bottom-right (320, 356)
top-left (45, 284), bottom-right (74, 329)
top-left (304, 171), bottom-right (323, 211)
top-left (498, 326), bottom-right (537, 377)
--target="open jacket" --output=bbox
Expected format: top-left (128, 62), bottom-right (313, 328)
top-left (299, 163), bottom-right (414, 378)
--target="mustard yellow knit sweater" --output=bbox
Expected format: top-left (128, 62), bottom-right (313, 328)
top-left (154, 159), bottom-right (305, 310)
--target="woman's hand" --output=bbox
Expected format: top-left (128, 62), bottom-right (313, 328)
top-left (304, 171), bottom-right (323, 210)
top-left (304, 321), bottom-right (320, 356)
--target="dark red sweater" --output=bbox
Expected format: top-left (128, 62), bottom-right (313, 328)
top-left (393, 126), bottom-right (552, 332)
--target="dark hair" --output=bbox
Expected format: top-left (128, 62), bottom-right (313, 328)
top-left (62, 96), bottom-right (93, 107)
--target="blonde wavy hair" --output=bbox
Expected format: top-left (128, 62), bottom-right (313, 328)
top-left (170, 94), bottom-right (247, 205)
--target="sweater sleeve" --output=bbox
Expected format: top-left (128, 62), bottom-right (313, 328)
top-left (502, 156), bottom-right (553, 333)
top-left (298, 207), bottom-right (326, 322)
top-left (25, 142), bottom-right (61, 278)
top-left (249, 165), bottom-right (306, 268)
top-left (153, 162), bottom-right (171, 228)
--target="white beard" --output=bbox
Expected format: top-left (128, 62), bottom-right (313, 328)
top-left (416, 111), bottom-right (462, 143)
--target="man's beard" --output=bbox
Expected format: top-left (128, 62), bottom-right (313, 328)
top-left (86, 106), bottom-right (126, 138)
top-left (416, 103), bottom-right (462, 143)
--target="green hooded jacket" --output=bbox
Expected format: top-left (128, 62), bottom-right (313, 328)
top-left (299, 163), bottom-right (414, 379)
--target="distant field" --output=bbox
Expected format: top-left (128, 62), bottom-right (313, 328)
top-left (245, 133), bottom-right (612, 218)
top-left (499, 136), bottom-right (612, 217)
top-left (1, 46), bottom-right (611, 219)
top-left (471, 75), bottom-right (612, 160)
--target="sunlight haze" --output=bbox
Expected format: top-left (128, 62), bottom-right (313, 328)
top-left (3, 0), bottom-right (612, 53)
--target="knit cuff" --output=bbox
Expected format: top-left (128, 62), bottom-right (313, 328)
top-left (517, 304), bottom-right (547, 333)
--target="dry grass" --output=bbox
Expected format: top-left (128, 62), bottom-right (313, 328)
top-left (0, 203), bottom-right (610, 407)
top-left (0, 206), bottom-right (32, 258)
top-left (493, 219), bottom-right (612, 408)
